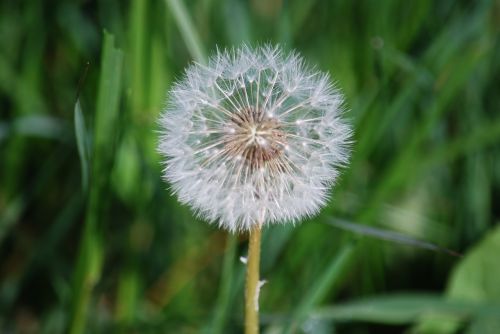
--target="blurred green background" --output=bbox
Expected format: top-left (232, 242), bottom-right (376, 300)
top-left (1, 0), bottom-right (500, 333)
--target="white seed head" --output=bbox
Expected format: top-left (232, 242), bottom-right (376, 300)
top-left (158, 45), bottom-right (352, 232)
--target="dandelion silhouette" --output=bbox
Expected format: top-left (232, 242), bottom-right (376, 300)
top-left (158, 45), bottom-right (352, 333)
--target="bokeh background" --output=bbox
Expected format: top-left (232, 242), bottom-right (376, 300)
top-left (1, 0), bottom-right (500, 333)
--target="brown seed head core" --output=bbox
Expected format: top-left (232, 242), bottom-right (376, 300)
top-left (224, 107), bottom-right (286, 171)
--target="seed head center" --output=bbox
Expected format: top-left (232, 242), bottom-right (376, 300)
top-left (225, 107), bottom-right (286, 170)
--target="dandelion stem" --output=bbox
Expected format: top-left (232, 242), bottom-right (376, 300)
top-left (245, 223), bottom-right (262, 334)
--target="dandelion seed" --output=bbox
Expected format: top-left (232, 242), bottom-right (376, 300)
top-left (254, 280), bottom-right (267, 311)
top-left (158, 45), bottom-right (352, 232)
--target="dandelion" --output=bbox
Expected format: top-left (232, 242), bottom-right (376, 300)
top-left (159, 45), bottom-right (351, 231)
top-left (158, 45), bottom-right (352, 333)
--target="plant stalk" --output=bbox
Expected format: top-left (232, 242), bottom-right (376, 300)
top-left (245, 224), bottom-right (262, 334)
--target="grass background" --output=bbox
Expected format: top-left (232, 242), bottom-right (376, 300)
top-left (1, 0), bottom-right (500, 333)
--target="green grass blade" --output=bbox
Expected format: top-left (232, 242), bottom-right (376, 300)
top-left (283, 243), bottom-right (355, 333)
top-left (313, 294), bottom-right (500, 325)
top-left (69, 31), bottom-right (123, 334)
top-left (129, 0), bottom-right (147, 118)
top-left (204, 234), bottom-right (238, 334)
top-left (165, 0), bottom-right (206, 63)
top-left (93, 36), bottom-right (124, 163)
top-left (325, 219), bottom-right (461, 257)
top-left (74, 99), bottom-right (89, 193)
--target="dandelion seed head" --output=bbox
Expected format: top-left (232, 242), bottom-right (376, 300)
top-left (159, 45), bottom-right (352, 232)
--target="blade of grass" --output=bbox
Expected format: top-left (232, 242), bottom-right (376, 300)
top-left (283, 243), bottom-right (355, 334)
top-left (74, 99), bottom-right (89, 193)
top-left (204, 234), bottom-right (238, 334)
top-left (312, 294), bottom-right (500, 324)
top-left (325, 219), bottom-right (461, 257)
top-left (112, 2), bottom-right (149, 325)
top-left (69, 31), bottom-right (123, 334)
top-left (129, 0), bottom-right (147, 118)
top-left (165, 0), bottom-right (206, 63)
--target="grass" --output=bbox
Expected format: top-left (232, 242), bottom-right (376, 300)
top-left (1, 1), bottom-right (500, 333)
top-left (69, 31), bottom-right (123, 334)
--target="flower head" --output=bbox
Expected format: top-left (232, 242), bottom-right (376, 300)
top-left (159, 45), bottom-right (352, 232)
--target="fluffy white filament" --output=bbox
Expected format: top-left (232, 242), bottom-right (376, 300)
top-left (158, 45), bottom-right (352, 232)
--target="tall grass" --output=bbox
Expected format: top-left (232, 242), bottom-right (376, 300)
top-left (1, 1), bottom-right (500, 333)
